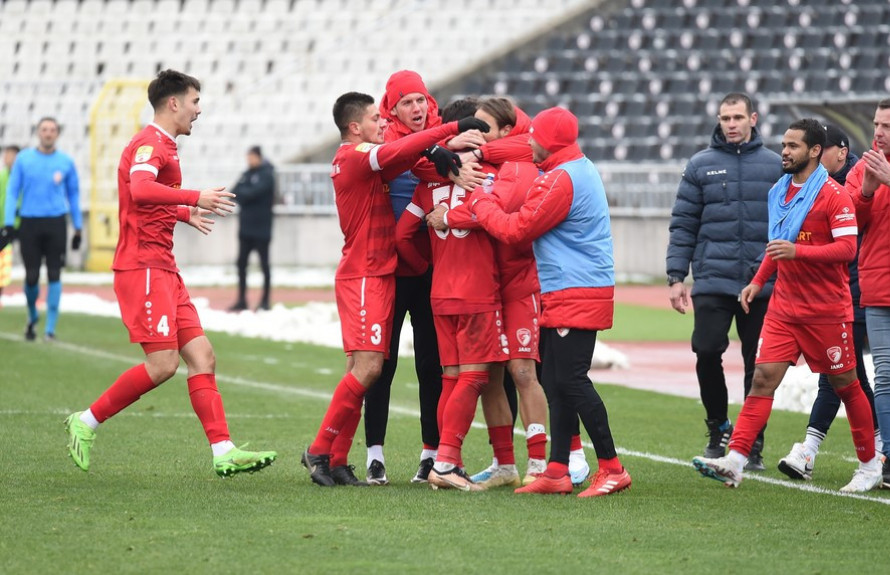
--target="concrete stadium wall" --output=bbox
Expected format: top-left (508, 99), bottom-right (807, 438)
top-left (169, 212), bottom-right (672, 280)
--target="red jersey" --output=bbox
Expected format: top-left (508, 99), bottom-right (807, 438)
top-left (396, 178), bottom-right (500, 315)
top-left (446, 161), bottom-right (540, 302)
top-left (752, 178), bottom-right (857, 324)
top-left (330, 122), bottom-right (459, 280)
top-left (113, 123), bottom-right (200, 272)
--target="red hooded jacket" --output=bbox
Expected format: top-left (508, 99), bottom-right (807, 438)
top-left (849, 145), bottom-right (890, 306)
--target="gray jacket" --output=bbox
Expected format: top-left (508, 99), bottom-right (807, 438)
top-left (666, 125), bottom-right (782, 297)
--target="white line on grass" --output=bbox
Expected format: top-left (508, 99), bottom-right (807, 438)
top-left (5, 331), bottom-right (889, 506)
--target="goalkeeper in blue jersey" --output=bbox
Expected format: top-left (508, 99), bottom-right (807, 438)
top-left (1, 117), bottom-right (82, 341)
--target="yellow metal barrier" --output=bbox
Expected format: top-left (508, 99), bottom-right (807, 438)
top-left (86, 78), bottom-right (151, 272)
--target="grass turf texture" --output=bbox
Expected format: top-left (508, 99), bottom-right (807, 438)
top-left (1, 310), bottom-right (886, 574)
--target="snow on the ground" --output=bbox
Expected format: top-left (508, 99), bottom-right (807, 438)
top-left (5, 265), bottom-right (867, 415)
top-left (7, 265), bottom-right (337, 288)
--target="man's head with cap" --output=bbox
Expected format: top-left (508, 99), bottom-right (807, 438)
top-left (380, 70), bottom-right (438, 134)
top-left (529, 107), bottom-right (579, 164)
top-left (821, 124), bottom-right (851, 175)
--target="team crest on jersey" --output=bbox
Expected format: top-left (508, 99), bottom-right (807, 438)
top-left (557, 328), bottom-right (570, 338)
top-left (135, 145), bottom-right (153, 163)
top-left (355, 143), bottom-right (375, 153)
top-left (826, 346), bottom-right (842, 363)
top-left (516, 328), bottom-right (532, 347)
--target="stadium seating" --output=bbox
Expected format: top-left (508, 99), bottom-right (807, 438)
top-left (1, 0), bottom-right (889, 205)
top-left (458, 0), bottom-right (890, 164)
top-left (0, 0), bottom-right (590, 190)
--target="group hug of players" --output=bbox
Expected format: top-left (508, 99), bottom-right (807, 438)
top-left (300, 70), bottom-right (632, 496)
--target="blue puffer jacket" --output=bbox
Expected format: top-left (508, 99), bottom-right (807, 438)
top-left (666, 125), bottom-right (782, 297)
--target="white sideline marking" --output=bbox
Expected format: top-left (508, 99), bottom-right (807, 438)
top-left (4, 331), bottom-right (889, 506)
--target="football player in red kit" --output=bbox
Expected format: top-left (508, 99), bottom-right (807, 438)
top-left (396, 98), bottom-right (507, 491)
top-left (427, 98), bottom-right (551, 488)
top-left (64, 70), bottom-right (277, 477)
top-left (693, 118), bottom-right (882, 492)
top-left (301, 91), bottom-right (489, 487)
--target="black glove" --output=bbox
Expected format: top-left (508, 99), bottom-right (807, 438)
top-left (71, 231), bottom-right (82, 251)
top-left (0, 226), bottom-right (14, 251)
top-left (457, 117), bottom-right (491, 134)
top-left (422, 145), bottom-right (462, 178)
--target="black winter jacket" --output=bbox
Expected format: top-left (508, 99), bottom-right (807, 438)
top-left (666, 125), bottom-right (782, 297)
top-left (233, 160), bottom-right (276, 241)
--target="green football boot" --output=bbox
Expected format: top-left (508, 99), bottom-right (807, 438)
top-left (213, 445), bottom-right (277, 478)
top-left (65, 412), bottom-right (96, 472)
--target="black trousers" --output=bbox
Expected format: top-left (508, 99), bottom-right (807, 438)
top-left (692, 294), bottom-right (768, 423)
top-left (540, 327), bottom-right (616, 465)
top-left (19, 216), bottom-right (66, 285)
top-left (235, 236), bottom-right (270, 304)
top-left (810, 319), bottom-right (878, 432)
top-left (364, 271), bottom-right (442, 448)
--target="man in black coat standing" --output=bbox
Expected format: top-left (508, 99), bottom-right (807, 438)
top-left (666, 93), bottom-right (782, 470)
top-left (229, 146), bottom-right (275, 312)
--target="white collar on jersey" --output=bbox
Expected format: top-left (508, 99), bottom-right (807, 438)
top-left (149, 122), bottom-right (177, 144)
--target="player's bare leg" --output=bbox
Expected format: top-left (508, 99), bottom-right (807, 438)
top-left (508, 358), bottom-right (549, 482)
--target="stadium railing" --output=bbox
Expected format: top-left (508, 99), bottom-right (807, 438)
top-left (275, 162), bottom-right (683, 217)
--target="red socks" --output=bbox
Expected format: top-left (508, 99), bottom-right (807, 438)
top-left (309, 372), bottom-right (366, 456)
top-left (728, 395), bottom-right (773, 457)
top-left (570, 434), bottom-right (582, 452)
top-left (598, 457), bottom-right (623, 473)
top-left (90, 364), bottom-right (157, 423)
top-left (330, 403), bottom-right (363, 468)
top-left (437, 371), bottom-right (488, 465)
top-left (489, 425), bottom-right (515, 465)
top-left (438, 374), bottom-right (459, 438)
top-left (527, 431), bottom-right (547, 460)
top-left (836, 380), bottom-right (876, 463)
top-left (187, 373), bottom-right (230, 444)
top-left (543, 461), bottom-right (568, 479)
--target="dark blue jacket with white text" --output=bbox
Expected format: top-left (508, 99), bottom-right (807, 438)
top-left (666, 125), bottom-right (782, 298)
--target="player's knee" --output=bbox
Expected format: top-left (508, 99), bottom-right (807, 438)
top-left (827, 369), bottom-right (857, 390)
top-left (508, 363), bottom-right (537, 389)
top-left (751, 368), bottom-right (779, 395)
top-left (365, 361), bottom-right (384, 383)
top-left (146, 354), bottom-right (179, 383)
top-left (25, 268), bottom-right (39, 286)
top-left (187, 347), bottom-right (216, 375)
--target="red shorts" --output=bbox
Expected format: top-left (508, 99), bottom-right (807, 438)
top-left (434, 309), bottom-right (508, 367)
top-left (115, 268), bottom-right (203, 347)
top-left (335, 275), bottom-right (395, 356)
top-left (756, 317), bottom-right (856, 374)
top-left (502, 293), bottom-right (540, 361)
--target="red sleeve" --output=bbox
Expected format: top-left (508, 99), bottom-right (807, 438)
top-left (795, 235), bottom-right (857, 263)
top-left (130, 171), bottom-right (200, 206)
top-left (471, 169), bottom-right (573, 245)
top-left (410, 156), bottom-right (441, 182)
top-left (395, 192), bottom-right (430, 276)
top-left (371, 122), bottom-right (459, 181)
top-left (478, 133), bottom-right (533, 165)
top-left (847, 159), bottom-right (874, 227)
top-left (176, 206), bottom-right (191, 222)
top-left (445, 201), bottom-right (481, 229)
top-left (752, 252), bottom-right (778, 288)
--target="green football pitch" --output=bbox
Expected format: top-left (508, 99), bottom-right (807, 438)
top-left (1, 310), bottom-right (886, 574)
